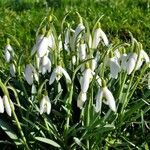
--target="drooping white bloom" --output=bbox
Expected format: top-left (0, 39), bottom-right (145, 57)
top-left (64, 28), bottom-right (71, 52)
top-left (103, 87), bottom-right (116, 112)
top-left (95, 86), bottom-right (116, 113)
top-left (10, 63), bottom-right (16, 77)
top-left (0, 96), bottom-right (4, 113)
top-left (120, 53), bottom-right (128, 71)
top-left (40, 55), bottom-right (51, 75)
top-left (91, 51), bottom-right (100, 71)
top-left (37, 37), bottom-right (49, 58)
top-left (79, 43), bottom-right (86, 61)
top-left (126, 53), bottom-right (138, 75)
top-left (5, 44), bottom-right (13, 63)
top-left (72, 55), bottom-right (76, 65)
top-left (95, 88), bottom-right (103, 113)
top-left (109, 57), bottom-right (121, 79)
top-left (92, 28), bottom-right (109, 49)
top-left (3, 95), bottom-right (14, 117)
top-left (31, 34), bottom-right (44, 56)
top-left (136, 50), bottom-right (150, 70)
top-left (49, 66), bottom-right (71, 85)
top-left (40, 95), bottom-right (51, 115)
top-left (77, 91), bottom-right (87, 109)
top-left (74, 23), bottom-right (85, 41)
top-left (80, 68), bottom-right (94, 93)
top-left (24, 64), bottom-right (35, 85)
top-left (47, 33), bottom-right (55, 50)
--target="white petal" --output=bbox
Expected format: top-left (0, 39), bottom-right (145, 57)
top-left (126, 53), bottom-right (137, 75)
top-left (99, 28), bottom-right (109, 46)
top-left (103, 87), bottom-right (116, 112)
top-left (92, 28), bottom-right (101, 49)
top-left (81, 69), bottom-right (93, 92)
top-left (47, 33), bottom-right (55, 50)
top-left (74, 23), bottom-right (85, 40)
top-left (59, 66), bottom-right (71, 84)
top-left (3, 95), bottom-right (12, 116)
top-left (0, 96), bottom-right (4, 113)
top-left (45, 96), bottom-right (51, 115)
top-left (37, 37), bottom-right (49, 57)
top-left (49, 69), bottom-right (56, 85)
top-left (109, 57), bottom-right (121, 79)
top-left (25, 64), bottom-right (34, 85)
top-left (141, 50), bottom-right (149, 63)
top-left (121, 54), bottom-right (128, 71)
top-left (5, 50), bottom-right (11, 63)
top-left (95, 88), bottom-right (103, 113)
top-left (10, 63), bottom-right (16, 77)
top-left (77, 92), bottom-right (87, 109)
top-left (72, 55), bottom-right (76, 65)
top-left (79, 44), bottom-right (86, 61)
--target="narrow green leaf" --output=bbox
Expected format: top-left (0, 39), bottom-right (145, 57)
top-left (35, 137), bottom-right (61, 148)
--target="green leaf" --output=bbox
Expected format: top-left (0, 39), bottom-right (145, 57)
top-left (35, 137), bottom-right (61, 148)
top-left (0, 119), bottom-right (21, 145)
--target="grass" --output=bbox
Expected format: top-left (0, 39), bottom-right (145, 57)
top-left (0, 0), bottom-right (150, 149)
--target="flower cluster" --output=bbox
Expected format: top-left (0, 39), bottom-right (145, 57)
top-left (4, 14), bottom-right (150, 116)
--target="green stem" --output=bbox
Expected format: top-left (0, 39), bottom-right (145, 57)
top-left (0, 80), bottom-right (30, 150)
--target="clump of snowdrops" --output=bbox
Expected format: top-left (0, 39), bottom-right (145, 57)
top-left (0, 12), bottom-right (150, 149)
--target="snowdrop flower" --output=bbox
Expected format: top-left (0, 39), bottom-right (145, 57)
top-left (109, 57), bottom-right (121, 79)
top-left (136, 49), bottom-right (149, 70)
top-left (31, 34), bottom-right (44, 56)
top-left (120, 53), bottom-right (128, 71)
top-left (3, 95), bottom-right (14, 117)
top-left (79, 43), bottom-right (86, 61)
top-left (37, 36), bottom-right (49, 58)
top-left (126, 53), bottom-right (138, 75)
top-left (92, 23), bottom-right (109, 49)
top-left (47, 32), bottom-right (55, 50)
top-left (0, 96), bottom-right (4, 113)
top-left (10, 63), bottom-right (16, 77)
top-left (72, 55), bottom-right (76, 65)
top-left (95, 80), bottom-right (116, 113)
top-left (80, 64), bottom-right (94, 92)
top-left (24, 64), bottom-right (37, 85)
top-left (77, 91), bottom-right (87, 109)
top-left (74, 23), bottom-right (85, 41)
top-left (40, 95), bottom-right (51, 115)
top-left (49, 65), bottom-right (71, 85)
top-left (4, 39), bottom-right (13, 63)
top-left (91, 51), bottom-right (100, 71)
top-left (40, 55), bottom-right (51, 75)
top-left (64, 28), bottom-right (71, 52)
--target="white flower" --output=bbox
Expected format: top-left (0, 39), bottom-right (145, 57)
top-left (80, 68), bottom-right (94, 93)
top-left (120, 53), bottom-right (128, 71)
top-left (109, 57), bottom-right (121, 79)
top-left (40, 95), bottom-right (51, 115)
top-left (136, 50), bottom-right (150, 70)
top-left (49, 66), bottom-right (71, 85)
top-left (5, 44), bottom-right (13, 63)
top-left (95, 88), bottom-right (103, 113)
top-left (3, 95), bottom-right (14, 117)
top-left (0, 96), bottom-right (4, 113)
top-left (24, 64), bottom-right (36, 85)
top-left (79, 43), bottom-right (86, 61)
top-left (40, 55), bottom-right (51, 75)
top-left (77, 91), bottom-right (87, 109)
top-left (10, 63), bottom-right (16, 77)
top-left (37, 37), bottom-right (49, 57)
top-left (47, 33), bottom-right (55, 50)
top-left (74, 23), bottom-right (85, 41)
top-left (95, 86), bottom-right (116, 112)
top-left (31, 34), bottom-right (44, 56)
top-left (92, 28), bottom-right (109, 49)
top-left (126, 53), bottom-right (138, 75)
top-left (91, 51), bottom-right (100, 71)
top-left (72, 55), bottom-right (76, 65)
